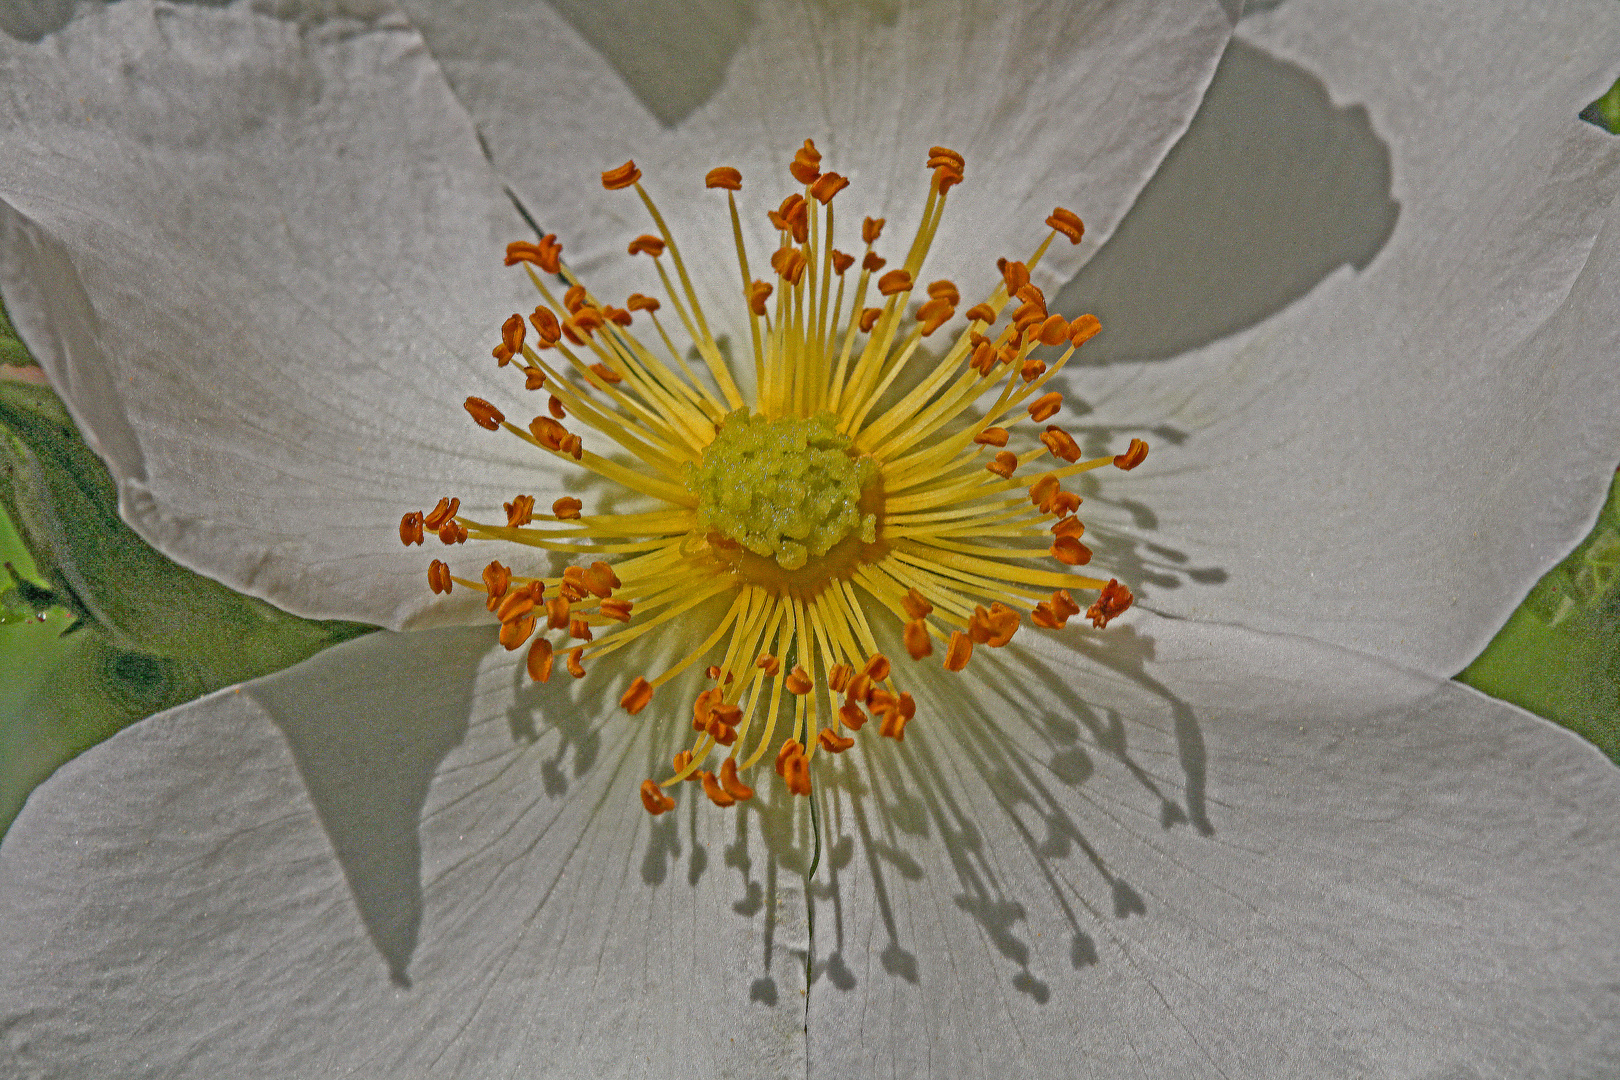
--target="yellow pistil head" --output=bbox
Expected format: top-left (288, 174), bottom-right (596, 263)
top-left (687, 410), bottom-right (876, 572)
top-left (400, 138), bottom-right (1150, 817)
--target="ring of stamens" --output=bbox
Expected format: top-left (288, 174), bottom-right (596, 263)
top-left (401, 141), bottom-right (1147, 814)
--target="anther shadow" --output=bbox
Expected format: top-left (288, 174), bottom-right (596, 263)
top-left (803, 618), bottom-right (1213, 1005)
top-left (250, 624), bottom-right (495, 987)
top-left (1053, 38), bottom-right (1398, 365)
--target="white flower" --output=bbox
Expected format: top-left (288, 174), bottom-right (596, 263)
top-left (3, 1), bottom-right (1620, 1077)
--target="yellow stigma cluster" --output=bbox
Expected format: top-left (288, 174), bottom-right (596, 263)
top-left (399, 140), bottom-right (1148, 816)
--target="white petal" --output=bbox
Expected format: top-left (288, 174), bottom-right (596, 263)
top-left (398, 0), bottom-right (1234, 334)
top-left (0, 1), bottom-right (551, 629)
top-left (0, 626), bottom-right (811, 1078)
top-left (5, 613), bottom-right (1616, 1076)
top-left (806, 617), bottom-right (1620, 1077)
top-left (1054, 1), bottom-right (1620, 676)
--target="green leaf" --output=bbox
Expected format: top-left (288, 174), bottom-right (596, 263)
top-left (1456, 469), bottom-right (1620, 764)
top-left (1580, 74), bottom-right (1620, 135)
top-left (0, 301), bottom-right (32, 368)
top-left (0, 304), bottom-right (374, 837)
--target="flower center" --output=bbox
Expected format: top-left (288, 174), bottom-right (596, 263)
top-left (398, 139), bottom-right (1151, 817)
top-left (687, 409), bottom-right (877, 572)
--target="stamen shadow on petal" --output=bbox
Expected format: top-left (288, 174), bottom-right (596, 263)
top-left (250, 625), bottom-right (493, 986)
top-left (1056, 38), bottom-right (1398, 365)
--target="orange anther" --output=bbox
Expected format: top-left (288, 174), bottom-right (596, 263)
top-left (846, 672), bottom-right (872, 704)
top-left (523, 367), bottom-right (547, 391)
top-left (500, 614), bottom-right (536, 651)
top-left (933, 164), bottom-right (964, 195)
top-left (1086, 579), bottom-right (1134, 629)
top-left (705, 665), bottom-right (723, 681)
top-left (1031, 602), bottom-right (1062, 630)
top-left (1001, 260), bottom-right (1030, 296)
top-left (755, 653), bottom-right (781, 676)
top-left (818, 729), bottom-right (855, 754)
top-left (916, 297), bottom-right (955, 337)
top-left (862, 654), bottom-right (891, 681)
top-left (423, 497), bottom-right (461, 531)
top-left (965, 302), bottom-right (997, 324)
top-left (903, 618), bottom-right (932, 659)
top-left (1051, 515), bottom-right (1085, 538)
top-left (783, 751), bottom-right (811, 797)
top-left (830, 250), bottom-right (854, 275)
top-left (620, 676), bottom-right (653, 715)
top-left (494, 313), bottom-right (525, 366)
top-left (529, 305), bottom-right (561, 346)
top-left (879, 705), bottom-right (911, 741)
top-left (563, 287), bottom-right (590, 316)
top-left (504, 494), bottom-right (535, 527)
top-left (1069, 313), bottom-right (1102, 347)
top-left (526, 636), bottom-right (554, 682)
top-left (427, 559), bottom-right (452, 594)
top-left (563, 564), bottom-right (586, 588)
top-left (705, 165), bottom-right (742, 190)
top-left (1052, 590), bottom-right (1081, 621)
top-left (1016, 282), bottom-right (1047, 308)
top-left (545, 596), bottom-right (570, 629)
top-left (529, 415), bottom-right (567, 451)
top-left (719, 758), bottom-right (754, 801)
top-left (774, 738), bottom-right (803, 777)
top-left (672, 749), bottom-right (694, 774)
top-left (399, 511), bottom-right (424, 546)
top-left (789, 138), bottom-right (822, 184)
top-left (900, 587), bottom-right (933, 620)
top-left (859, 307), bottom-right (883, 333)
top-left (1028, 473), bottom-right (1060, 511)
top-left (926, 280), bottom-right (961, 306)
top-left (784, 665), bottom-right (814, 695)
top-left (748, 279), bottom-right (774, 316)
top-left (566, 646), bottom-right (586, 678)
top-left (926, 146), bottom-right (965, 171)
top-left (465, 396), bottom-right (505, 431)
top-left (615, 670), bottom-right (648, 712)
top-left (561, 433), bottom-right (583, 461)
top-left (496, 585), bottom-right (538, 624)
top-left (605, 305), bottom-right (633, 327)
top-left (826, 663), bottom-right (853, 693)
top-left (944, 630), bottom-right (973, 672)
top-left (809, 172), bottom-right (849, 204)
top-left (547, 394), bottom-right (566, 420)
top-left (968, 341), bottom-right (997, 376)
top-left (640, 778), bottom-right (675, 815)
top-left (1046, 207), bottom-right (1085, 245)
top-left (482, 560), bottom-right (512, 605)
top-left (1013, 302), bottom-right (1047, 332)
top-left (692, 686), bottom-right (721, 731)
top-left (1051, 536), bottom-right (1092, 566)
top-left (1036, 314), bottom-right (1070, 347)
top-left (838, 699), bottom-right (868, 731)
top-left (506, 236), bottom-right (563, 274)
top-left (568, 617), bottom-right (593, 642)
top-left (771, 247), bottom-right (807, 286)
top-left (572, 309), bottom-right (605, 335)
top-left (705, 717), bottom-right (738, 747)
top-left (862, 216), bottom-right (885, 244)
top-left (601, 160), bottom-right (641, 190)
top-left (861, 250), bottom-right (886, 273)
top-left (1028, 391), bottom-right (1063, 423)
top-left (559, 580), bottom-right (586, 603)
top-left (627, 234), bottom-right (666, 257)
top-left (984, 602), bottom-right (1020, 647)
top-left (1040, 425), bottom-right (1082, 463)
top-left (626, 293), bottom-right (660, 314)
top-left (586, 560), bottom-right (621, 594)
top-left (1114, 438), bottom-right (1149, 471)
top-left (547, 496), bottom-right (581, 520)
top-left (986, 450), bottom-right (1018, 479)
top-left (600, 597), bottom-right (633, 623)
top-left (974, 426), bottom-right (1009, 448)
top-left (877, 269), bottom-right (913, 297)
top-left (560, 323), bottom-right (584, 347)
top-left (437, 519), bottom-right (469, 545)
